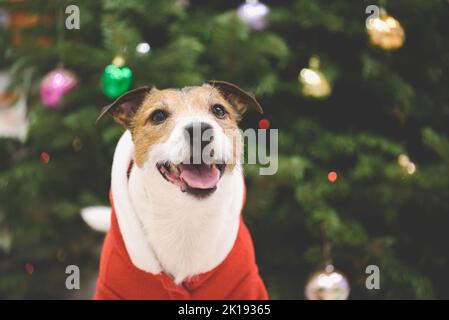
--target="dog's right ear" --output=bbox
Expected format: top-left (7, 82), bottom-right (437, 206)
top-left (96, 86), bottom-right (152, 127)
top-left (205, 80), bottom-right (263, 115)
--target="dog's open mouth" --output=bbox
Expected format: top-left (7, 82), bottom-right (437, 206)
top-left (157, 161), bottom-right (226, 197)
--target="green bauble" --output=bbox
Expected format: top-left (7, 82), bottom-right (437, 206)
top-left (101, 64), bottom-right (133, 99)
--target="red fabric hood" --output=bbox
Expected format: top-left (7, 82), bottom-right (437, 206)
top-left (93, 187), bottom-right (268, 300)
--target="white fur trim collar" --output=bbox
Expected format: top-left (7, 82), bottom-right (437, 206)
top-left (110, 130), bottom-right (162, 274)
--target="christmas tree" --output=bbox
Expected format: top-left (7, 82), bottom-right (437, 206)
top-left (1, 0), bottom-right (448, 299)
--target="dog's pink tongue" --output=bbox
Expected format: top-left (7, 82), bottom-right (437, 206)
top-left (178, 164), bottom-right (220, 189)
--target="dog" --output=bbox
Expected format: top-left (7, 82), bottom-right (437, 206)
top-left (93, 80), bottom-right (268, 299)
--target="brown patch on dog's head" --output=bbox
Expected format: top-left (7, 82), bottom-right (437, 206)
top-left (97, 81), bottom-right (262, 169)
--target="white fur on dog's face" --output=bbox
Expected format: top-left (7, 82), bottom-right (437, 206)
top-left (129, 85), bottom-right (243, 198)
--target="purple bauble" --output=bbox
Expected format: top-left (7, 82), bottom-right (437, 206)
top-left (237, 0), bottom-right (269, 31)
top-left (40, 68), bottom-right (78, 108)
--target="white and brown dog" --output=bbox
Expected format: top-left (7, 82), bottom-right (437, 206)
top-left (93, 81), bottom-right (268, 299)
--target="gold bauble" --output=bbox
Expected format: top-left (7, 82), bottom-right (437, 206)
top-left (298, 56), bottom-right (332, 99)
top-left (366, 8), bottom-right (405, 51)
top-left (305, 265), bottom-right (350, 300)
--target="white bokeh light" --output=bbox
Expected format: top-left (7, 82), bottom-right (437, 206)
top-left (136, 42), bottom-right (151, 55)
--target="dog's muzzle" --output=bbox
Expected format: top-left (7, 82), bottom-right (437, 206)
top-left (156, 122), bottom-right (226, 198)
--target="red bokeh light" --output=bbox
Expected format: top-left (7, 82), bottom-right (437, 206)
top-left (40, 152), bottom-right (50, 164)
top-left (258, 118), bottom-right (270, 129)
top-left (328, 171), bottom-right (338, 183)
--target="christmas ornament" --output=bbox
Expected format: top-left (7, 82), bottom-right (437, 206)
top-left (40, 67), bottom-right (78, 108)
top-left (327, 171), bottom-right (338, 183)
top-left (258, 118), bottom-right (270, 129)
top-left (136, 42), bottom-right (151, 56)
top-left (237, 0), bottom-right (269, 31)
top-left (366, 8), bottom-right (405, 51)
top-left (305, 265), bottom-right (350, 300)
top-left (298, 56), bottom-right (332, 99)
top-left (0, 69), bottom-right (31, 141)
top-left (102, 56), bottom-right (133, 99)
top-left (397, 154), bottom-right (416, 175)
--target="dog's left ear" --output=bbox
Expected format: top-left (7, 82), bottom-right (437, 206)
top-left (205, 80), bottom-right (263, 115)
top-left (96, 86), bottom-right (152, 127)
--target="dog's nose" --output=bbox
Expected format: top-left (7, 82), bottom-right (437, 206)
top-left (185, 122), bottom-right (212, 136)
top-left (185, 122), bottom-right (213, 149)
top-left (184, 122), bottom-right (214, 163)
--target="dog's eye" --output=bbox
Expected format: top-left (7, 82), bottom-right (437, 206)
top-left (211, 104), bottom-right (227, 119)
top-left (150, 110), bottom-right (168, 124)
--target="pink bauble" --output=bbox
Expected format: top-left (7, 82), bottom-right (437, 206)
top-left (40, 68), bottom-right (78, 108)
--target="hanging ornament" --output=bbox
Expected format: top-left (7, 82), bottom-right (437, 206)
top-left (298, 55), bottom-right (332, 99)
top-left (136, 42), bottom-right (151, 56)
top-left (40, 67), bottom-right (78, 108)
top-left (366, 8), bottom-right (405, 51)
top-left (237, 0), bottom-right (270, 31)
top-left (102, 55), bottom-right (133, 99)
top-left (305, 264), bottom-right (350, 300)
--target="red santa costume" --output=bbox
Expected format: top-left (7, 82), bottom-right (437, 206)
top-left (93, 131), bottom-right (268, 300)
